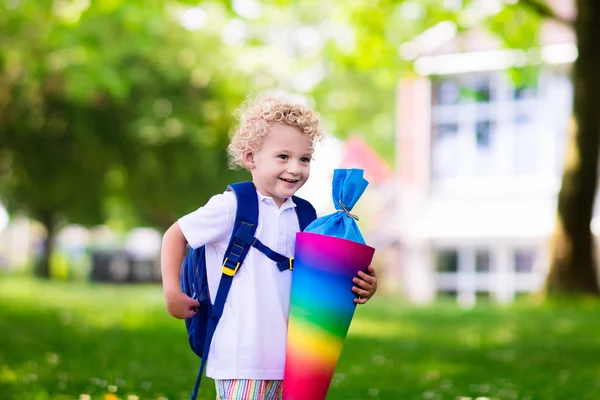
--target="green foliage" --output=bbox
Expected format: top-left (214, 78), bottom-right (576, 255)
top-left (2, 276), bottom-right (600, 399)
top-left (485, 3), bottom-right (542, 49)
top-left (0, 0), bottom-right (557, 237)
top-left (0, 1), bottom-right (248, 234)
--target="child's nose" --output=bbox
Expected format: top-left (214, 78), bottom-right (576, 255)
top-left (287, 161), bottom-right (301, 174)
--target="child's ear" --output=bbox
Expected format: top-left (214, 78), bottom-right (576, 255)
top-left (242, 151), bottom-right (255, 169)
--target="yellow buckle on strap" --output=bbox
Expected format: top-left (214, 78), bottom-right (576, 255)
top-left (222, 258), bottom-right (240, 276)
top-left (289, 257), bottom-right (294, 271)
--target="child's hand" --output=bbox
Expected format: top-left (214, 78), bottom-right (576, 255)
top-left (352, 265), bottom-right (378, 304)
top-left (165, 290), bottom-right (201, 319)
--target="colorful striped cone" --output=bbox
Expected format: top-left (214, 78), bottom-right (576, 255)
top-left (283, 232), bottom-right (375, 400)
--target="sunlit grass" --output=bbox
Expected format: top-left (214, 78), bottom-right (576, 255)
top-left (1, 275), bottom-right (600, 399)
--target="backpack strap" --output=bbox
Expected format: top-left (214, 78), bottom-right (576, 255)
top-left (191, 182), bottom-right (258, 400)
top-left (293, 195), bottom-right (318, 231)
top-left (231, 194), bottom-right (317, 271)
top-left (233, 230), bottom-right (293, 272)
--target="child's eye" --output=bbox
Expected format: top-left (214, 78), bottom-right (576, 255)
top-left (278, 154), bottom-right (289, 160)
top-left (300, 157), bottom-right (311, 163)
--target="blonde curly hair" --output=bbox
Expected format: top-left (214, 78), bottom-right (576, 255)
top-left (227, 95), bottom-right (324, 170)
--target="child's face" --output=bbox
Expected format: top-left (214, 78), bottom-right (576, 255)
top-left (244, 123), bottom-right (313, 207)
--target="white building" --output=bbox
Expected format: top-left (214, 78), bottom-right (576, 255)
top-left (394, 4), bottom-right (589, 306)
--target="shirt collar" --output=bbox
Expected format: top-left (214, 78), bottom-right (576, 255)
top-left (256, 190), bottom-right (297, 210)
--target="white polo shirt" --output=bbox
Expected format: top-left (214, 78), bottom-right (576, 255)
top-left (178, 189), bottom-right (300, 380)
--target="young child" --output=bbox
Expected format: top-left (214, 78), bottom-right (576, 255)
top-left (160, 94), bottom-right (378, 400)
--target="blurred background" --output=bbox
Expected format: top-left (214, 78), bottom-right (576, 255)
top-left (2, 0), bottom-right (600, 399)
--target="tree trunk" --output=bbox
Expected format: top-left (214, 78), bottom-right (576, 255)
top-left (546, 0), bottom-right (600, 294)
top-left (34, 212), bottom-right (57, 279)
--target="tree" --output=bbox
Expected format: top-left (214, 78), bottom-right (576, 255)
top-left (0, 1), bottom-right (248, 277)
top-left (536, 0), bottom-right (600, 294)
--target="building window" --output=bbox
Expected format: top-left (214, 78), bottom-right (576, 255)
top-left (475, 120), bottom-right (494, 149)
top-left (514, 83), bottom-right (536, 100)
top-left (514, 113), bottom-right (537, 175)
top-left (434, 123), bottom-right (459, 139)
top-left (431, 123), bottom-right (460, 179)
top-left (429, 71), bottom-right (563, 180)
top-left (436, 249), bottom-right (459, 273)
top-left (434, 81), bottom-right (461, 105)
top-left (472, 78), bottom-right (492, 102)
top-left (514, 249), bottom-right (537, 273)
top-left (475, 249), bottom-right (491, 272)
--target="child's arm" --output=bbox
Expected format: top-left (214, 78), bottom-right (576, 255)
top-left (352, 265), bottom-right (378, 304)
top-left (161, 222), bottom-right (200, 319)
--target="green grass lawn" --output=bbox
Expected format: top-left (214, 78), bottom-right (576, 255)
top-left (1, 276), bottom-right (599, 400)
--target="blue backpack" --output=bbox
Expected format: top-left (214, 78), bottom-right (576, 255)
top-left (180, 182), bottom-right (317, 400)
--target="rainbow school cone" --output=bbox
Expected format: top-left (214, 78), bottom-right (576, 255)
top-left (283, 232), bottom-right (375, 400)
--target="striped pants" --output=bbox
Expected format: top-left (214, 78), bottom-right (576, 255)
top-left (215, 379), bottom-right (283, 400)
